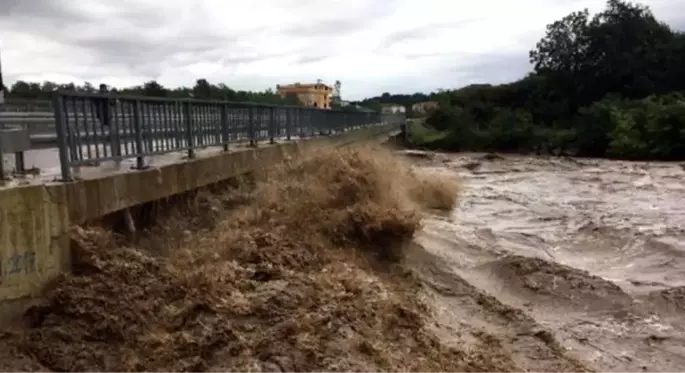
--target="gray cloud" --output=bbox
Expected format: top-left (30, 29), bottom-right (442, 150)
top-left (453, 53), bottom-right (533, 85)
top-left (294, 55), bottom-right (330, 65)
top-left (2, 0), bottom-right (86, 22)
top-left (377, 19), bottom-right (482, 50)
top-left (73, 32), bottom-right (234, 71)
top-left (668, 19), bottom-right (685, 31)
top-left (277, 0), bottom-right (401, 38)
top-left (2, 0), bottom-right (685, 100)
top-left (371, 52), bottom-right (534, 95)
top-left (401, 52), bottom-right (459, 60)
top-left (1, 2), bottom-right (260, 78)
top-left (280, 18), bottom-right (369, 38)
top-left (0, 0), bottom-right (362, 75)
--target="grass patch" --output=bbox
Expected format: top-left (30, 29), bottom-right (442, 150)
top-left (407, 121), bottom-right (450, 147)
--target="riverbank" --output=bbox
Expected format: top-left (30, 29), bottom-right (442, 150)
top-left (405, 121), bottom-right (577, 156)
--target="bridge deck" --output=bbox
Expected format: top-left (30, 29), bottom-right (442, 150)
top-left (0, 138), bottom-right (312, 190)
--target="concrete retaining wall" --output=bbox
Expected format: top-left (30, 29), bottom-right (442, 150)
top-left (0, 123), bottom-right (398, 322)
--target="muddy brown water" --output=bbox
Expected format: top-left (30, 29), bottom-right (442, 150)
top-left (3, 147), bottom-right (685, 371)
top-left (406, 151), bottom-right (685, 372)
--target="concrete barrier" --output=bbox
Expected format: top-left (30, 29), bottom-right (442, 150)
top-left (0, 126), bottom-right (32, 176)
top-left (0, 123), bottom-right (398, 322)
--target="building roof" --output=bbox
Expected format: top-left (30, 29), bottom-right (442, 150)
top-left (277, 82), bottom-right (331, 90)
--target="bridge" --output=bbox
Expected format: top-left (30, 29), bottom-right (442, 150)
top-left (0, 92), bottom-right (405, 320)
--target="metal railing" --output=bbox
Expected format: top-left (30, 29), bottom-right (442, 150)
top-left (0, 99), bottom-right (53, 112)
top-left (52, 91), bottom-right (396, 181)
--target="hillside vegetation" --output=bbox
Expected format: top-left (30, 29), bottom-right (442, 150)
top-left (411, 0), bottom-right (685, 160)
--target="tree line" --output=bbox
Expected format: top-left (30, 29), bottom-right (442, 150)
top-left (4, 78), bottom-right (375, 112)
top-left (411, 0), bottom-right (685, 160)
top-left (4, 78), bottom-right (304, 106)
top-left (349, 92), bottom-right (434, 116)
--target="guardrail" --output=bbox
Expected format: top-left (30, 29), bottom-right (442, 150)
top-left (52, 91), bottom-right (403, 181)
top-left (0, 99), bottom-right (53, 112)
top-left (1, 107), bottom-right (406, 148)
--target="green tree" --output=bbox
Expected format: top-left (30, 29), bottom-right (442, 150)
top-left (408, 0), bottom-right (685, 160)
top-left (7, 78), bottom-right (305, 107)
top-left (529, 9), bottom-right (591, 74)
top-left (583, 0), bottom-right (676, 100)
top-left (141, 80), bottom-right (167, 97)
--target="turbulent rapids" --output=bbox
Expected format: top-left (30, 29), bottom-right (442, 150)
top-left (1, 146), bottom-right (684, 372)
top-left (0, 146), bottom-right (469, 372)
top-left (412, 151), bottom-right (685, 372)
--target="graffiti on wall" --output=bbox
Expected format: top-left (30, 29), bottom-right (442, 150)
top-left (2, 251), bottom-right (36, 277)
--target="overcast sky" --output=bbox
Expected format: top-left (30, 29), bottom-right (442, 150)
top-left (1, 0), bottom-right (684, 100)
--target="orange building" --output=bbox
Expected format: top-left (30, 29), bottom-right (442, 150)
top-left (276, 82), bottom-right (332, 109)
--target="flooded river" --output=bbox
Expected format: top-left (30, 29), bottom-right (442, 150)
top-left (409, 151), bottom-right (685, 371)
top-left (3, 147), bottom-right (685, 371)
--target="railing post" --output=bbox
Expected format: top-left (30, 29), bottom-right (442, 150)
top-left (248, 105), bottom-right (256, 147)
top-left (221, 103), bottom-right (229, 151)
top-left (132, 100), bottom-right (146, 169)
top-left (174, 101), bottom-right (183, 149)
top-left (286, 108), bottom-right (292, 140)
top-left (14, 151), bottom-right (25, 174)
top-left (298, 108), bottom-right (304, 138)
top-left (52, 91), bottom-right (72, 181)
top-left (269, 106), bottom-right (276, 144)
top-left (313, 110), bottom-right (319, 136)
top-left (111, 98), bottom-right (122, 162)
top-left (325, 110), bottom-right (331, 135)
top-left (309, 109), bottom-right (315, 137)
top-left (183, 100), bottom-right (195, 158)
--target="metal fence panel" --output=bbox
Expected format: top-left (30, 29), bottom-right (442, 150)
top-left (47, 91), bottom-right (402, 181)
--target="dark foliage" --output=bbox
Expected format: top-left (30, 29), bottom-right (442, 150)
top-left (5, 78), bottom-right (301, 106)
top-left (414, 0), bottom-right (685, 160)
